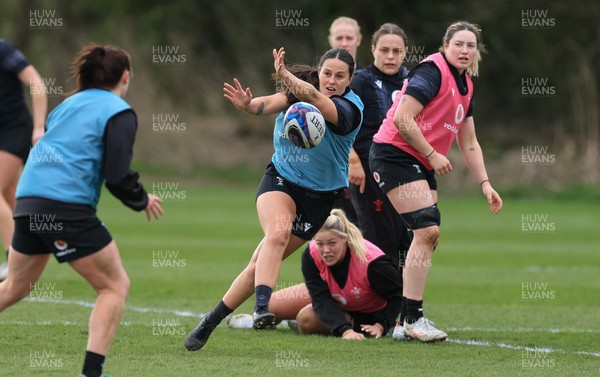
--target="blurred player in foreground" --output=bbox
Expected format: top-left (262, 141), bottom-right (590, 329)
top-left (0, 39), bottom-right (47, 282)
top-left (0, 44), bottom-right (163, 377)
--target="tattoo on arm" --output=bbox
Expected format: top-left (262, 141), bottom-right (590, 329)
top-left (469, 147), bottom-right (475, 151)
top-left (256, 102), bottom-right (265, 115)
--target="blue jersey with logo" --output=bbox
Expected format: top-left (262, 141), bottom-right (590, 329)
top-left (272, 90), bottom-right (363, 191)
top-left (17, 89), bottom-right (131, 209)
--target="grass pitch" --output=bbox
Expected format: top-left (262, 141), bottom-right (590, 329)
top-left (1, 186), bottom-right (599, 376)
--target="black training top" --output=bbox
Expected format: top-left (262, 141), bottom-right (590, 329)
top-left (350, 64), bottom-right (409, 159)
top-left (0, 39), bottom-right (32, 127)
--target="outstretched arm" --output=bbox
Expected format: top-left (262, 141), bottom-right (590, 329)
top-left (457, 117), bottom-right (503, 214)
top-left (223, 77), bottom-right (288, 115)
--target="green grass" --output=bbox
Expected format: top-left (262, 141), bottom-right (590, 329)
top-left (1, 187), bottom-right (599, 376)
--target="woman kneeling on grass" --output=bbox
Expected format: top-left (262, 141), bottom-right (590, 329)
top-left (230, 209), bottom-right (403, 340)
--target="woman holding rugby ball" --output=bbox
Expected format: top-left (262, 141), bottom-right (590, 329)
top-left (185, 47), bottom-right (363, 351)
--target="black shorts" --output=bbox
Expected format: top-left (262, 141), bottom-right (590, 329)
top-left (369, 142), bottom-right (437, 194)
top-left (256, 163), bottom-right (339, 240)
top-left (11, 215), bottom-right (113, 263)
top-left (0, 121), bottom-right (32, 162)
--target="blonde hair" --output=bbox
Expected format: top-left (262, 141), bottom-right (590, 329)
top-left (317, 208), bottom-right (367, 263)
top-left (439, 20), bottom-right (486, 77)
top-left (329, 16), bottom-right (362, 38)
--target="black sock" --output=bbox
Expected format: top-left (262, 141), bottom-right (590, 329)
top-left (254, 285), bottom-right (272, 313)
top-left (81, 351), bottom-right (105, 377)
top-left (405, 298), bottom-right (424, 324)
top-left (204, 300), bottom-right (233, 326)
top-left (400, 296), bottom-right (408, 324)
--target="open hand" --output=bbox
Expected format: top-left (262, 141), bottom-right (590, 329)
top-left (273, 47), bottom-right (288, 78)
top-left (223, 78), bottom-right (253, 110)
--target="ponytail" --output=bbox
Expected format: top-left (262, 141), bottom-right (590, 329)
top-left (318, 209), bottom-right (368, 264)
top-left (69, 43), bottom-right (131, 95)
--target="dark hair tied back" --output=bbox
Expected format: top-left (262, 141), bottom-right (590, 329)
top-left (69, 43), bottom-right (131, 94)
top-left (318, 48), bottom-right (355, 77)
top-left (274, 48), bottom-right (355, 104)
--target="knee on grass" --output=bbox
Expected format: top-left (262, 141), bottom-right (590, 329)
top-left (296, 306), bottom-right (327, 335)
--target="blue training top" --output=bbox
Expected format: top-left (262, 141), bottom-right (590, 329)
top-left (17, 88), bottom-right (131, 210)
top-left (272, 90), bottom-right (363, 191)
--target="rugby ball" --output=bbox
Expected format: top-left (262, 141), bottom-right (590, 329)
top-left (283, 102), bottom-right (326, 149)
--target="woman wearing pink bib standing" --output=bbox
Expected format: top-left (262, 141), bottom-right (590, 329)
top-left (369, 21), bottom-right (503, 342)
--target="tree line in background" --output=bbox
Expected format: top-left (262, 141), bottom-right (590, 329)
top-left (2, 0), bottom-right (598, 188)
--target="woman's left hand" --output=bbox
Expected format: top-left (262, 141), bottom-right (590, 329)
top-left (360, 323), bottom-right (385, 339)
top-left (482, 182), bottom-right (503, 214)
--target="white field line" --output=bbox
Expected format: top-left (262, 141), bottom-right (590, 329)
top-left (446, 327), bottom-right (600, 334)
top-left (447, 339), bottom-right (600, 358)
top-left (22, 297), bottom-right (205, 318)
top-left (3, 298), bottom-right (599, 358)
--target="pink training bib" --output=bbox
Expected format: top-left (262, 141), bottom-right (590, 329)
top-left (374, 52), bottom-right (473, 170)
top-left (309, 239), bottom-right (387, 313)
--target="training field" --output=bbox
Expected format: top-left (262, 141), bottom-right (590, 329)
top-left (1, 186), bottom-right (599, 376)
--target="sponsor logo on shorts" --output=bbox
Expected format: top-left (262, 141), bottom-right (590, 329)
top-left (303, 223), bottom-right (312, 233)
top-left (53, 240), bottom-right (67, 250)
top-left (412, 164), bottom-right (422, 174)
top-left (373, 171), bottom-right (385, 188)
top-left (53, 240), bottom-right (77, 257)
top-left (276, 176), bottom-right (285, 186)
